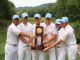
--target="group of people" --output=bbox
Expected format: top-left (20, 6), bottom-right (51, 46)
top-left (5, 13), bottom-right (77, 60)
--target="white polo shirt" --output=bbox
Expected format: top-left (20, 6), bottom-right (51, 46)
top-left (41, 22), bottom-right (57, 44)
top-left (17, 22), bottom-right (32, 46)
top-left (58, 25), bottom-right (77, 46)
top-left (57, 28), bottom-right (67, 47)
top-left (6, 23), bottom-right (21, 45)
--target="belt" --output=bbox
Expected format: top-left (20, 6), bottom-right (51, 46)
top-left (7, 43), bottom-right (18, 46)
top-left (68, 44), bottom-right (76, 46)
top-left (57, 46), bottom-right (66, 48)
top-left (57, 46), bottom-right (63, 48)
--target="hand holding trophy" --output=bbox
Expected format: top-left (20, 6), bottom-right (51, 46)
top-left (31, 26), bottom-right (44, 50)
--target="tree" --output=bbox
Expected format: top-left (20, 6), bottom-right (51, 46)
top-left (0, 0), bottom-right (16, 20)
top-left (0, 0), bottom-right (16, 27)
top-left (4, 1), bottom-right (16, 20)
top-left (56, 0), bottom-right (80, 21)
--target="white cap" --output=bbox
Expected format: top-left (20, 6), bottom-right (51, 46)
top-left (12, 15), bottom-right (19, 20)
top-left (45, 13), bottom-right (52, 19)
top-left (55, 19), bottom-right (61, 24)
top-left (61, 17), bottom-right (69, 23)
top-left (22, 13), bottom-right (28, 18)
top-left (34, 13), bottom-right (41, 18)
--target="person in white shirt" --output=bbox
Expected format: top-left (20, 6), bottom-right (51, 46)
top-left (55, 19), bottom-right (61, 31)
top-left (55, 18), bottom-right (67, 60)
top-left (31, 13), bottom-right (45, 60)
top-left (5, 15), bottom-right (34, 60)
top-left (42, 13), bottom-right (57, 60)
top-left (44, 17), bottom-right (77, 60)
top-left (18, 13), bottom-right (32, 60)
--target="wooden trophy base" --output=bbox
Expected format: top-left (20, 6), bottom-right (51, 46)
top-left (31, 45), bottom-right (44, 50)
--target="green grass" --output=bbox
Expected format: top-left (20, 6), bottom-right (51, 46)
top-left (0, 18), bottom-right (80, 60)
top-left (0, 29), bottom-right (6, 60)
top-left (19, 17), bottom-right (56, 24)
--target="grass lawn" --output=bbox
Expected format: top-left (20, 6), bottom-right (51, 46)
top-left (0, 29), bottom-right (6, 60)
top-left (0, 18), bottom-right (80, 60)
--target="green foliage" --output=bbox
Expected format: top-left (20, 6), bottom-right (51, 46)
top-left (56, 0), bottom-right (80, 21)
top-left (0, 29), bottom-right (6, 60)
top-left (16, 0), bottom-right (80, 22)
top-left (0, 0), bottom-right (16, 20)
top-left (70, 21), bottom-right (80, 44)
top-left (16, 3), bottom-right (55, 18)
top-left (0, 19), bottom-right (9, 29)
top-left (0, 0), bottom-right (16, 28)
top-left (72, 21), bottom-right (80, 44)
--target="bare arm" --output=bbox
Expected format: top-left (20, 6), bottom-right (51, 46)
top-left (48, 34), bottom-right (57, 42)
top-left (19, 35), bottom-right (34, 47)
top-left (19, 32), bottom-right (30, 38)
top-left (43, 40), bottom-right (63, 51)
top-left (43, 34), bottom-right (57, 44)
top-left (18, 35), bottom-right (29, 44)
top-left (19, 32), bottom-right (36, 39)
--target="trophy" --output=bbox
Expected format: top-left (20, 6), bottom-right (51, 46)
top-left (31, 26), bottom-right (44, 50)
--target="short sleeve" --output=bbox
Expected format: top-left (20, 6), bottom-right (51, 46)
top-left (58, 31), bottom-right (69, 41)
top-left (10, 26), bottom-right (21, 36)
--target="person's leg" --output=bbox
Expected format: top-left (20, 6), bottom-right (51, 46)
top-left (18, 46), bottom-right (25, 60)
top-left (25, 46), bottom-right (31, 60)
top-left (5, 44), bottom-right (18, 60)
top-left (32, 50), bottom-right (37, 60)
top-left (49, 47), bottom-right (56, 60)
top-left (57, 47), bottom-right (66, 60)
top-left (39, 50), bottom-right (45, 60)
top-left (13, 46), bottom-right (18, 60)
top-left (67, 45), bottom-right (77, 60)
top-left (5, 44), bottom-right (11, 60)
